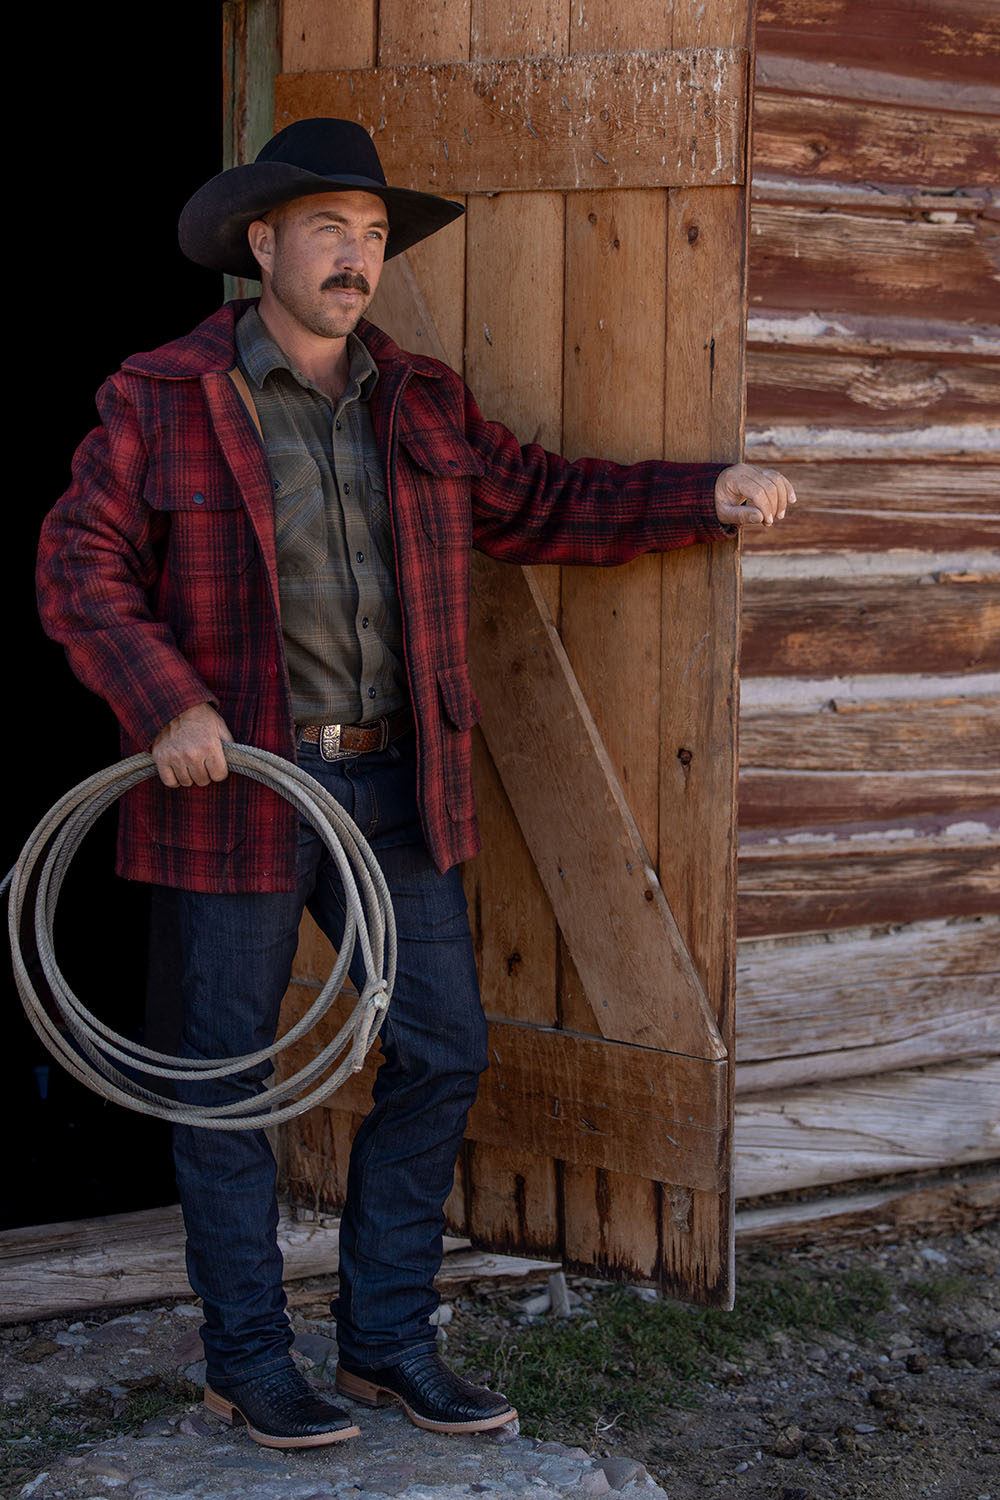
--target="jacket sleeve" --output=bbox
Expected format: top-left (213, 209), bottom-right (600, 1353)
top-left (37, 374), bottom-right (218, 748)
top-left (462, 385), bottom-right (733, 565)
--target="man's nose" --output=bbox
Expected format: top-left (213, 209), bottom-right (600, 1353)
top-left (334, 231), bottom-right (366, 267)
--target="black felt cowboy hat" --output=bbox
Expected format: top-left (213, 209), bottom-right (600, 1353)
top-left (179, 118), bottom-right (464, 280)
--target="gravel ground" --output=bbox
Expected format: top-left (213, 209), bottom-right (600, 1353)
top-left (2, 1222), bottom-right (997, 1500)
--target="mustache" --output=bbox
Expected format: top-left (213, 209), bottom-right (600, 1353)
top-left (321, 272), bottom-right (371, 295)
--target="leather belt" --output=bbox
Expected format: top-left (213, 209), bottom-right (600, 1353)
top-left (298, 707), bottom-right (414, 761)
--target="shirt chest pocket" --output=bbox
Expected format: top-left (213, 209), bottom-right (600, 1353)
top-left (398, 432), bottom-right (484, 548)
top-left (270, 454), bottom-right (328, 575)
top-left (144, 485), bottom-right (257, 577)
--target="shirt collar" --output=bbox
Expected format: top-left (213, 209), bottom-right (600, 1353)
top-left (235, 304), bottom-right (379, 402)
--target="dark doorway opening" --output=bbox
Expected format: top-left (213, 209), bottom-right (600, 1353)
top-left (5, 4), bottom-right (225, 1229)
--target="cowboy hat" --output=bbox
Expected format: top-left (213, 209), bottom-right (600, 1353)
top-left (179, 117), bottom-right (464, 280)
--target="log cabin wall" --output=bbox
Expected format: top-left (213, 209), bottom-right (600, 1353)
top-left (734, 0), bottom-right (1000, 1196)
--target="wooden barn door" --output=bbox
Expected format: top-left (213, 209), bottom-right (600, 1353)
top-left (236, 0), bottom-right (753, 1307)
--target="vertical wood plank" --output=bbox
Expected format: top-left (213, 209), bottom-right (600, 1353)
top-left (659, 1185), bottom-right (727, 1301)
top-left (562, 1166), bottom-right (660, 1278)
top-left (459, 4), bottom-right (571, 1253)
top-left (378, 0), bottom-right (471, 62)
top-left (375, 0), bottom-right (469, 373)
top-left (402, 222), bottom-right (467, 373)
top-left (464, 189), bottom-right (563, 613)
top-left (467, 736), bottom-right (559, 1026)
top-left (560, 189), bottom-right (668, 861)
top-left (659, 189), bottom-right (744, 1023)
top-left (223, 0), bottom-right (281, 299)
top-left (281, 0), bottom-right (375, 72)
top-left (671, 0), bottom-right (752, 50)
top-left (465, 193), bottom-right (564, 452)
top-left (471, 0), bottom-right (569, 56)
top-left (465, 1143), bottom-right (561, 1256)
top-left (571, 0), bottom-right (666, 54)
top-left (657, 0), bottom-right (749, 1307)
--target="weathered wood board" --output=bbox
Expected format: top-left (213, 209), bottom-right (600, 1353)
top-left (739, 462), bottom-right (1000, 554)
top-left (735, 916), bottom-right (1000, 1091)
top-left (739, 684), bottom-right (1000, 772)
top-left (738, 834), bottom-right (999, 937)
top-left (748, 349), bottom-right (998, 432)
top-left (738, 768), bottom-right (1000, 829)
top-left (749, 203), bottom-right (1000, 325)
top-left (753, 93), bottom-right (1000, 188)
top-left (741, 572), bottom-right (1000, 678)
top-left (755, 0), bottom-right (1000, 90)
top-left (0, 1204), bottom-right (555, 1325)
top-left (278, 987), bottom-right (728, 1191)
top-left (734, 1058), bottom-right (1000, 1197)
top-left (734, 1167), bottom-right (1000, 1248)
top-left (275, 50), bottom-right (749, 191)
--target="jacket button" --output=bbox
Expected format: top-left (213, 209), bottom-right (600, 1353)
top-left (193, 492), bottom-right (206, 504)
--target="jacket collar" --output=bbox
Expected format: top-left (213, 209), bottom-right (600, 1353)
top-left (121, 301), bottom-right (445, 383)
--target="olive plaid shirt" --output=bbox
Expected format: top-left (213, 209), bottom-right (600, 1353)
top-left (235, 307), bottom-right (408, 726)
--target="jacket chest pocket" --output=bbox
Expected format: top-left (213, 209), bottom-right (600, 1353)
top-left (397, 432), bottom-right (484, 548)
top-left (144, 485), bottom-right (257, 576)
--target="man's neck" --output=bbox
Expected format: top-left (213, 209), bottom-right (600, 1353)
top-left (256, 297), bottom-right (352, 402)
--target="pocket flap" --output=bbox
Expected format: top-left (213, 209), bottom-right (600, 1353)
top-left (437, 664), bottom-right (483, 731)
top-left (400, 430), bottom-right (486, 480)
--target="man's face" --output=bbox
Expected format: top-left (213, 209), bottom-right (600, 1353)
top-left (251, 189), bottom-right (389, 340)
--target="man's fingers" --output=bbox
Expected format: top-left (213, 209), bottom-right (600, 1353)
top-left (153, 751), bottom-right (219, 789)
top-left (735, 471), bottom-right (795, 525)
top-left (717, 464), bottom-right (797, 528)
top-left (151, 703), bottom-right (233, 788)
top-left (204, 742), bottom-right (231, 783)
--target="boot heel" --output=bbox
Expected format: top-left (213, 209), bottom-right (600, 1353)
top-left (335, 1366), bottom-right (391, 1407)
top-left (204, 1385), bottom-right (245, 1426)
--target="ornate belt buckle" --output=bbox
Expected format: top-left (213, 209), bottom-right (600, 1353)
top-left (319, 723), bottom-right (343, 761)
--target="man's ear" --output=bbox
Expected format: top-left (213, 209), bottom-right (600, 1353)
top-left (247, 218), bottom-right (274, 279)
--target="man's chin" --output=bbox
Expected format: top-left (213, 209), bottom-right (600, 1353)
top-left (321, 301), bottom-right (371, 338)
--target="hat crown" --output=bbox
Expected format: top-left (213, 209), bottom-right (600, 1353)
top-left (255, 118), bottom-right (388, 187)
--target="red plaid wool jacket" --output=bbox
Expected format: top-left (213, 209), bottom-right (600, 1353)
top-left (37, 302), bottom-right (730, 892)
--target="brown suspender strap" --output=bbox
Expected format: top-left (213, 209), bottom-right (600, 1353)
top-left (228, 365), bottom-right (264, 441)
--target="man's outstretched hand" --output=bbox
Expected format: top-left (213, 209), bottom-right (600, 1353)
top-left (714, 464), bottom-right (797, 529)
top-left (152, 702), bottom-right (233, 788)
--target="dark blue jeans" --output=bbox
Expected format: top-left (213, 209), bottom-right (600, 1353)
top-left (164, 733), bottom-right (487, 1386)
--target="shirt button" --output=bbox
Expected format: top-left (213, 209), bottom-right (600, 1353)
top-left (368, 687), bottom-right (377, 699)
top-left (192, 492), bottom-right (206, 505)
top-left (356, 551), bottom-right (365, 562)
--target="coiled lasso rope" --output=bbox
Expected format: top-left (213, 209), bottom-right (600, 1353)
top-left (4, 744), bottom-right (394, 1130)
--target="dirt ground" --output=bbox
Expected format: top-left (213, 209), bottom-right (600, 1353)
top-left (584, 1224), bottom-right (1000, 1500)
top-left (2, 1221), bottom-right (997, 1500)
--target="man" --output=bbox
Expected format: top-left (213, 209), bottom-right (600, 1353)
top-left (37, 118), bottom-right (795, 1451)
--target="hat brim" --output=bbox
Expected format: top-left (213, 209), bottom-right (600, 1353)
top-left (179, 161), bottom-right (464, 280)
